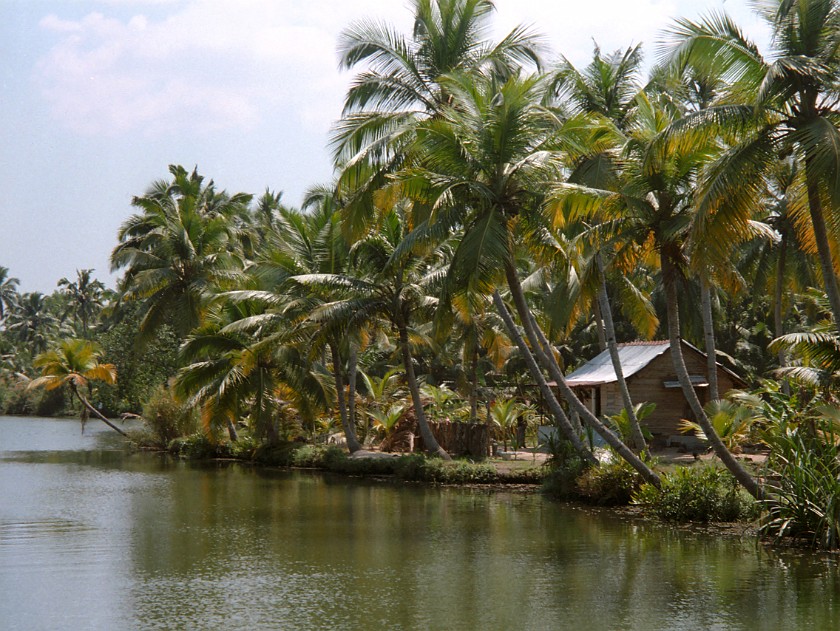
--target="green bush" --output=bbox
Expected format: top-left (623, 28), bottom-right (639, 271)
top-left (541, 457), bottom-right (587, 500)
top-left (499, 466), bottom-right (546, 484)
top-left (634, 466), bottom-right (757, 523)
top-left (289, 444), bottom-right (331, 468)
top-left (168, 433), bottom-right (231, 459)
top-left (2, 381), bottom-right (40, 415)
top-left (760, 424), bottom-right (840, 549)
top-left (393, 454), bottom-right (499, 483)
top-left (36, 387), bottom-right (67, 417)
top-left (576, 460), bottom-right (642, 506)
top-left (142, 387), bottom-right (198, 447)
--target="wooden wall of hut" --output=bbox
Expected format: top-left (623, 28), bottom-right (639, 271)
top-left (416, 421), bottom-right (491, 458)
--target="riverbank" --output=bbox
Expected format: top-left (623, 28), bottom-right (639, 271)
top-left (143, 432), bottom-right (761, 530)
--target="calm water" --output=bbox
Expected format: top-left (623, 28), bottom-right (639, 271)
top-left (1, 416), bottom-right (838, 630)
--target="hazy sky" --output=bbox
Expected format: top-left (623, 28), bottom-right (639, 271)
top-left (0, 0), bottom-right (768, 293)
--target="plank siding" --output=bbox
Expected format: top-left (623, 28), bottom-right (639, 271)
top-left (576, 343), bottom-right (742, 442)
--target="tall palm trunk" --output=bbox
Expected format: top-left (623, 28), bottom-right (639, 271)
top-left (226, 417), bottom-right (239, 442)
top-left (596, 253), bottom-right (646, 451)
top-left (330, 343), bottom-right (362, 453)
top-left (69, 382), bottom-right (127, 437)
top-left (468, 343), bottom-right (479, 423)
top-left (775, 244), bottom-right (790, 395)
top-left (593, 300), bottom-right (607, 351)
top-left (805, 159), bottom-right (840, 337)
top-left (347, 346), bottom-right (359, 438)
top-left (397, 324), bottom-right (450, 460)
top-left (700, 277), bottom-right (720, 401)
top-left (492, 291), bottom-right (596, 463)
top-left (662, 256), bottom-right (762, 499)
top-left (502, 261), bottom-right (661, 487)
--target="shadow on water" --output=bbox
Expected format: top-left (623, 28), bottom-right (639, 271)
top-left (1, 415), bottom-right (839, 630)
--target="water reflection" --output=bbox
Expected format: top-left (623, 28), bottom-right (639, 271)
top-left (1, 416), bottom-right (838, 630)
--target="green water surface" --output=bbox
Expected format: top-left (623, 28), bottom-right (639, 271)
top-left (1, 415), bottom-right (838, 630)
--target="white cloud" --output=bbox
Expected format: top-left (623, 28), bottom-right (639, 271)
top-left (34, 0), bottom-right (769, 138)
top-left (34, 1), bottom-right (407, 136)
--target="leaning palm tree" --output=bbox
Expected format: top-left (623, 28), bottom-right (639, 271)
top-left (403, 70), bottom-right (666, 481)
top-left (550, 89), bottom-right (763, 498)
top-left (29, 338), bottom-right (124, 436)
top-left (661, 0), bottom-right (840, 335)
top-left (549, 43), bottom-right (653, 451)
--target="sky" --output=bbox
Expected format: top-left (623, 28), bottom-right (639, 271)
top-left (0, 0), bottom-right (769, 293)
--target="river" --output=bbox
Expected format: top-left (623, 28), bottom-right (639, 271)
top-left (1, 415), bottom-right (838, 630)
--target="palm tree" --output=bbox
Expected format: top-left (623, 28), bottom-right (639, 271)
top-left (28, 339), bottom-right (124, 436)
top-left (550, 89), bottom-right (762, 497)
top-left (57, 269), bottom-right (105, 338)
top-left (6, 292), bottom-right (60, 357)
top-left (740, 156), bottom-right (817, 384)
top-left (333, 0), bottom-right (541, 236)
top-left (292, 204), bottom-right (451, 459)
top-left (661, 0), bottom-right (840, 336)
top-left (110, 165), bottom-right (252, 342)
top-left (403, 70), bottom-right (665, 480)
top-left (550, 43), bottom-right (653, 451)
top-left (237, 190), bottom-right (366, 452)
top-left (175, 299), bottom-right (333, 444)
top-left (548, 42), bottom-right (644, 131)
top-left (0, 266), bottom-right (19, 321)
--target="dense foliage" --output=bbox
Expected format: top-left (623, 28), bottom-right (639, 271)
top-left (3, 0), bottom-right (840, 546)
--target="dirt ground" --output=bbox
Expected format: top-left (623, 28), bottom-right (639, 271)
top-left (485, 446), bottom-right (768, 476)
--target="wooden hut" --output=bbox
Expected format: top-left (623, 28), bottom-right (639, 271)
top-left (564, 340), bottom-right (745, 446)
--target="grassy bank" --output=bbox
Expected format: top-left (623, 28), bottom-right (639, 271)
top-left (155, 433), bottom-right (547, 485)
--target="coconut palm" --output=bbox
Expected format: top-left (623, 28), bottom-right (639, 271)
top-left (110, 165), bottom-right (252, 342)
top-left (402, 70), bottom-right (667, 480)
top-left (28, 338), bottom-right (124, 436)
top-left (57, 269), bottom-right (105, 338)
top-left (548, 42), bottom-right (644, 130)
top-left (334, 0), bottom-right (541, 237)
top-left (0, 266), bottom-right (19, 321)
top-left (661, 0), bottom-right (840, 336)
top-left (175, 300), bottom-right (333, 444)
top-left (6, 292), bottom-right (61, 357)
top-left (291, 204), bottom-right (451, 458)
top-left (550, 43), bottom-right (653, 451)
top-left (740, 156), bottom-right (817, 382)
top-left (550, 89), bottom-right (762, 497)
top-left (236, 190), bottom-right (366, 452)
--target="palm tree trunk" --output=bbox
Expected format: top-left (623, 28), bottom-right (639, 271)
top-left (502, 261), bottom-right (661, 487)
top-left (226, 418), bottom-right (239, 442)
top-left (775, 243), bottom-right (790, 395)
top-left (348, 346), bottom-right (358, 437)
top-left (596, 253), bottom-right (646, 451)
top-left (398, 324), bottom-right (450, 459)
top-left (469, 343), bottom-right (479, 423)
top-left (805, 160), bottom-right (840, 336)
top-left (662, 256), bottom-right (762, 499)
top-left (593, 299), bottom-right (607, 351)
top-left (492, 291), bottom-right (596, 464)
top-left (70, 383), bottom-right (127, 437)
top-left (700, 277), bottom-right (720, 401)
top-left (330, 343), bottom-right (362, 453)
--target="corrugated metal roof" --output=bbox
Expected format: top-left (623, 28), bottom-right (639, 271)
top-left (565, 342), bottom-right (670, 387)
